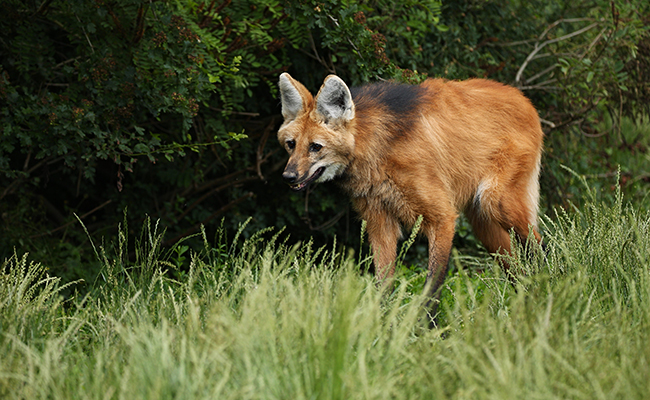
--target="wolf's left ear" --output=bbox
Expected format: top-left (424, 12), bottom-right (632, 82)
top-left (315, 75), bottom-right (355, 124)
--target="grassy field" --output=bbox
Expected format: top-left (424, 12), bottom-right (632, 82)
top-left (1, 184), bottom-right (649, 399)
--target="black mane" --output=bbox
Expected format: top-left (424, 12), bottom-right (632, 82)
top-left (350, 81), bottom-right (427, 137)
top-left (350, 81), bottom-right (426, 116)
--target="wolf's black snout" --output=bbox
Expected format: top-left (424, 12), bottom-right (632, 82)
top-left (282, 171), bottom-right (297, 184)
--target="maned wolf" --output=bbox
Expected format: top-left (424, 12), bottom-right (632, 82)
top-left (277, 72), bottom-right (544, 319)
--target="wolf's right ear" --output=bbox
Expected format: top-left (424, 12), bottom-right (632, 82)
top-left (279, 73), bottom-right (310, 121)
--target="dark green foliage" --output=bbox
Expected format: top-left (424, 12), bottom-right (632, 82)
top-left (0, 0), bottom-right (649, 285)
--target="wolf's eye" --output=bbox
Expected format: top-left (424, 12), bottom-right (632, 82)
top-left (309, 143), bottom-right (323, 152)
top-left (286, 140), bottom-right (295, 150)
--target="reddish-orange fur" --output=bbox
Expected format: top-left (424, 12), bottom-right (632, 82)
top-left (277, 73), bottom-right (544, 318)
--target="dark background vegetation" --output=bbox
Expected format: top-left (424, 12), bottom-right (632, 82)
top-left (1, 0), bottom-right (649, 287)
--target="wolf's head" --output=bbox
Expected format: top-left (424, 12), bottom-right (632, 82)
top-left (277, 73), bottom-right (356, 191)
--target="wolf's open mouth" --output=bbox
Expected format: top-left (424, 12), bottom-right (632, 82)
top-left (289, 167), bottom-right (325, 191)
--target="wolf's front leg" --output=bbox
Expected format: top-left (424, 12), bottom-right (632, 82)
top-left (422, 216), bottom-right (457, 326)
top-left (365, 209), bottom-right (401, 285)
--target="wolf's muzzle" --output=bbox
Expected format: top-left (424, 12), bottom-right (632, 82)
top-left (282, 166), bottom-right (325, 191)
top-left (282, 169), bottom-right (298, 184)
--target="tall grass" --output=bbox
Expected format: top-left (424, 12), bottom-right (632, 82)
top-left (1, 189), bottom-right (649, 399)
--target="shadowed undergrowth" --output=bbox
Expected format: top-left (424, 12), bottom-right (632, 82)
top-left (1, 187), bottom-right (649, 399)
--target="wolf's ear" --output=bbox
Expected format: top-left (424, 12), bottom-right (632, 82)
top-left (279, 73), bottom-right (310, 121)
top-left (315, 75), bottom-right (355, 124)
